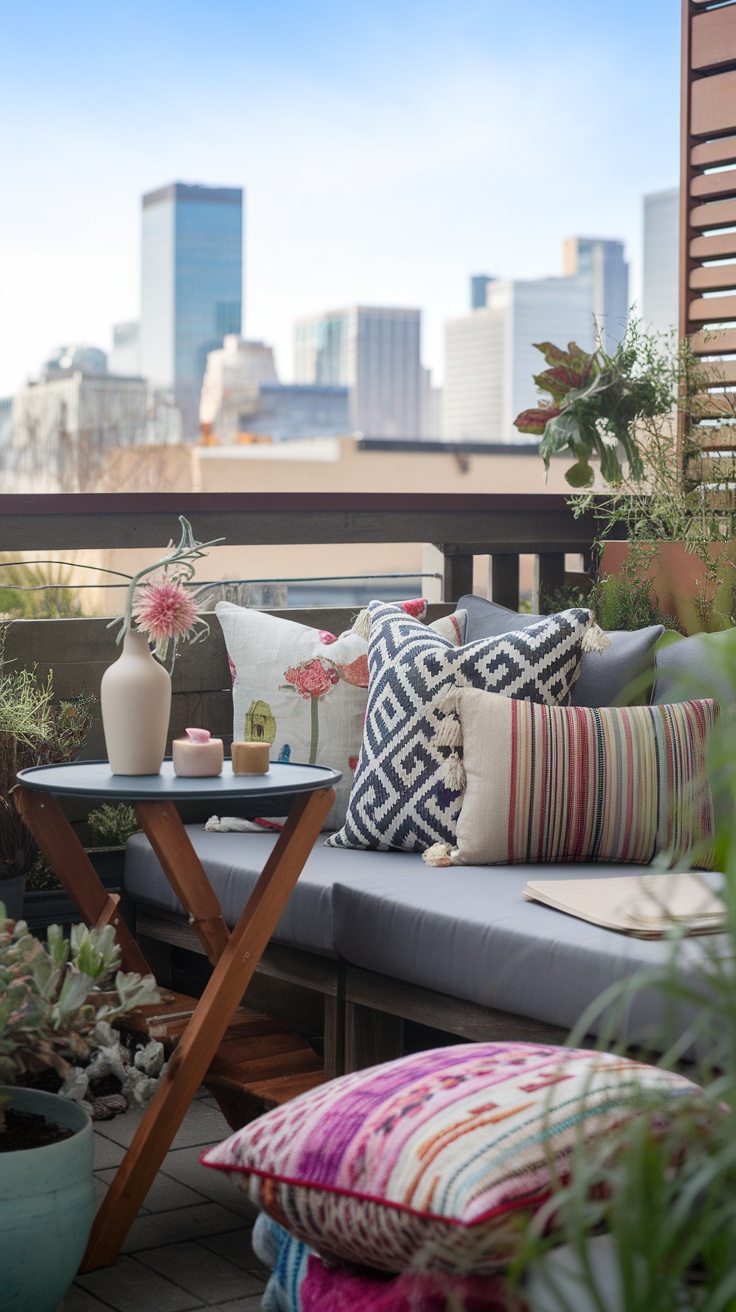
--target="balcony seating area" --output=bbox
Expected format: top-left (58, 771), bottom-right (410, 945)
top-left (3, 490), bottom-right (730, 1309)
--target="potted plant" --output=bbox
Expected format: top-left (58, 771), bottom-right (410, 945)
top-left (23, 802), bottom-right (141, 935)
top-left (0, 638), bottom-right (95, 920)
top-left (0, 907), bottom-right (158, 1311)
top-left (514, 322), bottom-right (736, 634)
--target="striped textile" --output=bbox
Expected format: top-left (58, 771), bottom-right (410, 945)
top-left (201, 1042), bottom-right (697, 1275)
top-left (254, 1214), bottom-right (525, 1312)
top-left (450, 691), bottom-right (718, 867)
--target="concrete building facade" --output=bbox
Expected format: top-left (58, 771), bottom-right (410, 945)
top-left (110, 321), bottom-right (141, 376)
top-left (443, 275), bottom-right (594, 443)
top-left (199, 337), bottom-right (279, 440)
top-left (294, 305), bottom-right (422, 438)
top-left (6, 371), bottom-right (148, 493)
top-left (643, 187), bottom-right (679, 337)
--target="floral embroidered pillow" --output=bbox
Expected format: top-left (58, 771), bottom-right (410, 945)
top-left (215, 601), bottom-right (465, 831)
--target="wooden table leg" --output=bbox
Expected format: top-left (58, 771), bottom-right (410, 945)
top-left (134, 800), bottom-right (230, 965)
top-left (12, 786), bottom-right (151, 976)
top-left (80, 784), bottom-right (335, 1272)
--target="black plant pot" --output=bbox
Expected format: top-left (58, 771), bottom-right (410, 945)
top-left (0, 872), bottom-right (27, 921)
top-left (22, 847), bottom-right (130, 936)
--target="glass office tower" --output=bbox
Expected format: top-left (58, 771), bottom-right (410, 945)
top-left (563, 237), bottom-right (629, 351)
top-left (140, 182), bottom-right (243, 438)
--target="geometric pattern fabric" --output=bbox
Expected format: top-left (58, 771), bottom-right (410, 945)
top-left (327, 602), bottom-right (597, 852)
top-left (202, 1041), bottom-right (697, 1275)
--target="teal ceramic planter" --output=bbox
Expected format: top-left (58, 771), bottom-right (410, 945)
top-left (0, 1086), bottom-right (95, 1312)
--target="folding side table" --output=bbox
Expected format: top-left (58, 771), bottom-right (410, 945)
top-left (14, 759), bottom-right (339, 1270)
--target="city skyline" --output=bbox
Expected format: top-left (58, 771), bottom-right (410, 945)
top-left (0, 0), bottom-right (680, 398)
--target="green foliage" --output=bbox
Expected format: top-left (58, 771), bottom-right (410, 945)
top-left (512, 631), bottom-right (736, 1309)
top-left (0, 910), bottom-right (159, 1122)
top-left (86, 803), bottom-right (140, 849)
top-left (514, 324), bottom-right (677, 488)
top-left (0, 632), bottom-right (95, 881)
top-left (590, 572), bottom-right (684, 635)
top-left (0, 555), bottom-right (86, 620)
top-left (538, 584), bottom-right (591, 616)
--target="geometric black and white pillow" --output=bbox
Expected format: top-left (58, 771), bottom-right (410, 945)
top-left (326, 601), bottom-right (599, 853)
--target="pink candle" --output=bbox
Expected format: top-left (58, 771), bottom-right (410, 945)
top-left (172, 728), bottom-right (224, 777)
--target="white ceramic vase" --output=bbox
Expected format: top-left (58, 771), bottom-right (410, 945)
top-left (100, 629), bottom-right (172, 775)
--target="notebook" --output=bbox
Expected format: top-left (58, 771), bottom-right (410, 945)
top-left (522, 871), bottom-right (727, 939)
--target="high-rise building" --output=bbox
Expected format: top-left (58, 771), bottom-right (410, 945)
top-left (470, 275), bottom-right (494, 310)
top-left (563, 237), bottom-right (629, 350)
top-left (294, 306), bottom-right (422, 438)
top-left (139, 182), bottom-right (243, 438)
top-left (443, 276), bottom-right (595, 443)
top-left (110, 321), bottom-right (141, 376)
top-left (199, 336), bottom-right (279, 440)
top-left (643, 188), bottom-right (679, 337)
top-left (7, 370), bottom-right (148, 493)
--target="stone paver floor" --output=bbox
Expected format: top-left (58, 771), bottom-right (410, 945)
top-left (58, 1089), bottom-right (268, 1312)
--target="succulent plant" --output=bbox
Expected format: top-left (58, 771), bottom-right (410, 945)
top-left (0, 908), bottom-right (159, 1131)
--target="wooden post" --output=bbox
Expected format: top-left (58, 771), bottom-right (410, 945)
top-left (491, 554), bottom-right (520, 610)
top-left (435, 548), bottom-right (474, 603)
top-left (533, 552), bottom-right (566, 613)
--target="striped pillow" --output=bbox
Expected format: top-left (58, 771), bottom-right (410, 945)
top-left (441, 690), bottom-right (718, 867)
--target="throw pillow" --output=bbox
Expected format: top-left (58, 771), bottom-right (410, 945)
top-left (428, 688), bottom-right (718, 868)
top-left (459, 594), bottom-right (663, 708)
top-left (201, 1041), bottom-right (697, 1275)
top-left (327, 601), bottom-right (604, 852)
top-left (652, 629), bottom-right (736, 708)
top-left (252, 1213), bottom-right (523, 1312)
top-left (215, 600), bottom-right (466, 831)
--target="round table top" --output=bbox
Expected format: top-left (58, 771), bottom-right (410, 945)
top-left (16, 759), bottom-right (342, 801)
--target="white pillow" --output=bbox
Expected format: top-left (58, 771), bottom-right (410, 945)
top-left (215, 601), bottom-right (466, 830)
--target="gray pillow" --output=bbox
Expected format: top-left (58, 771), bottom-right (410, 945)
top-left (651, 630), bottom-right (736, 707)
top-left (459, 595), bottom-right (663, 708)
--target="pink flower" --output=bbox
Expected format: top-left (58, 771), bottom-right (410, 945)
top-left (133, 575), bottom-right (199, 645)
top-left (284, 658), bottom-right (340, 700)
top-left (336, 654), bottom-right (369, 688)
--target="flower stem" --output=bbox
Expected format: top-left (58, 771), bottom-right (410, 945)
top-left (310, 696), bottom-right (319, 765)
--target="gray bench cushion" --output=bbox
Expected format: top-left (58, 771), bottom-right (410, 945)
top-left (124, 828), bottom-right (419, 957)
top-left (332, 863), bottom-right (727, 1049)
top-left (126, 826), bottom-right (726, 1054)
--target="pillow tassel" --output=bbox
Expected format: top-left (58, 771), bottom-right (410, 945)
top-left (422, 842), bottom-right (454, 867)
top-left (434, 713), bottom-right (462, 749)
top-left (438, 685), bottom-right (463, 716)
top-left (351, 608), bottom-right (372, 639)
top-left (445, 752), bottom-right (467, 792)
top-left (582, 622), bottom-right (612, 654)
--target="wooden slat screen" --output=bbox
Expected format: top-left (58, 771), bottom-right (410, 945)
top-left (681, 0), bottom-right (736, 499)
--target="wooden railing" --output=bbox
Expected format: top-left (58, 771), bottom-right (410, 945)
top-left (0, 491), bottom-right (613, 836)
top-left (0, 490), bottom-right (606, 611)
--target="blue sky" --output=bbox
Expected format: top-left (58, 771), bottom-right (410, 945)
top-left (0, 1), bottom-right (680, 395)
